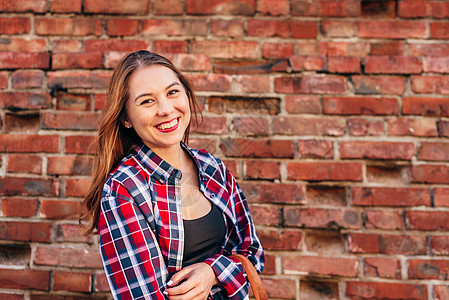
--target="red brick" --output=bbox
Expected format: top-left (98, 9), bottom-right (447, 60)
top-left (188, 74), bottom-right (231, 92)
top-left (292, 0), bottom-right (360, 17)
top-left (324, 96), bottom-right (397, 115)
top-left (40, 199), bottom-right (81, 220)
top-left (347, 281), bottom-right (427, 300)
top-left (34, 246), bottom-right (102, 268)
top-left (430, 235), bottom-right (449, 255)
top-left (52, 39), bottom-right (83, 53)
top-left (210, 19), bottom-right (244, 37)
top-left (410, 165), bottom-right (449, 184)
top-left (305, 231), bottom-right (345, 255)
top-left (409, 43), bottom-right (449, 57)
top-left (307, 186), bottom-right (347, 207)
top-left (365, 56), bottom-right (421, 74)
top-left (55, 224), bottom-right (92, 243)
top-left (232, 117), bottom-right (269, 136)
top-left (0, 269), bottom-right (49, 290)
top-left (208, 96), bottom-right (279, 115)
top-left (366, 165), bottom-right (405, 185)
top-left (0, 38), bottom-right (47, 52)
top-left (434, 188), bottom-right (449, 207)
top-left (406, 211), bottom-right (449, 231)
top-left (56, 93), bottom-right (90, 111)
top-left (0, 221), bottom-right (52, 242)
top-left (435, 285), bottom-right (449, 300)
top-left (261, 254), bottom-right (276, 275)
top-left (4, 113), bottom-right (40, 133)
top-left (234, 75), bottom-right (271, 93)
top-left (438, 121), bottom-right (449, 137)
top-left (192, 116), bottom-right (227, 135)
top-left (84, 0), bottom-right (149, 14)
top-left (248, 20), bottom-right (290, 38)
top-left (141, 19), bottom-right (207, 36)
top-left (327, 41), bottom-right (367, 56)
top-left (0, 0), bottom-right (47, 13)
top-left (328, 56), bottom-right (361, 73)
top-left (285, 95), bottom-right (321, 114)
top-left (369, 41), bottom-right (406, 56)
top-left (273, 116), bottom-right (346, 136)
top-left (213, 59), bottom-right (288, 74)
top-left (85, 39), bottom-right (150, 53)
top-left (352, 187), bottom-right (430, 207)
top-left (352, 76), bottom-right (405, 95)
top-left (12, 70), bottom-right (44, 88)
top-left (240, 182), bottom-right (305, 204)
top-left (364, 257), bottom-right (401, 279)
top-left (262, 278), bottom-right (296, 299)
top-left (430, 23), bottom-right (449, 39)
top-left (0, 17), bottom-right (30, 34)
top-left (175, 53), bottom-right (211, 71)
top-left (65, 135), bottom-right (96, 154)
top-left (94, 271), bottom-right (109, 292)
top-left (289, 55), bottom-right (325, 71)
top-left (283, 255), bottom-right (358, 277)
top-left (154, 40), bottom-right (187, 55)
top-left (258, 229), bottom-right (302, 250)
top-left (0, 52), bottom-right (49, 69)
top-left (103, 51), bottom-right (127, 69)
top-left (261, 42), bottom-right (294, 59)
top-left (399, 0), bottom-right (449, 18)
top-left (298, 140), bottom-right (333, 159)
top-left (409, 259), bottom-right (449, 280)
top-left (422, 56), bottom-right (449, 73)
top-left (0, 134), bottom-right (59, 153)
top-left (0, 244), bottom-right (31, 266)
top-left (284, 207), bottom-right (361, 229)
top-left (361, 0), bottom-right (396, 17)
top-left (288, 162), bottom-right (362, 181)
top-left (50, 0), bottom-right (81, 12)
top-left (249, 205), bottom-right (281, 227)
top-left (106, 19), bottom-right (138, 36)
top-left (321, 20), bottom-right (355, 37)
top-left (7, 154), bottom-right (42, 174)
top-left (42, 112), bottom-right (99, 131)
top-left (275, 76), bottom-right (346, 94)
top-left (0, 92), bottom-right (51, 110)
top-left (388, 118), bottom-right (438, 137)
top-left (220, 138), bottom-right (294, 158)
top-left (244, 160), bottom-right (279, 180)
top-left (403, 97), bottom-right (449, 117)
top-left (48, 156), bottom-right (92, 176)
top-left (348, 118), bottom-right (384, 136)
top-left (340, 141), bottom-right (414, 160)
top-left (52, 52), bottom-right (102, 69)
top-left (66, 178), bottom-right (90, 197)
top-left (349, 233), bottom-right (427, 255)
top-left (1, 198), bottom-right (38, 217)
top-left (0, 72), bottom-right (7, 89)
top-left (153, 0), bottom-right (184, 15)
top-left (357, 21), bottom-right (427, 39)
top-left (48, 71), bottom-right (110, 89)
top-left (54, 271), bottom-right (91, 292)
top-left (186, 0), bottom-right (255, 15)
top-left (257, 0), bottom-right (288, 15)
top-left (295, 41), bottom-right (326, 55)
top-left (418, 142), bottom-right (449, 162)
top-left (365, 209), bottom-right (404, 230)
top-left (412, 76), bottom-right (449, 95)
top-left (300, 281), bottom-right (339, 300)
top-left (191, 40), bottom-right (259, 59)
top-left (36, 18), bottom-right (101, 36)
top-left (0, 177), bottom-right (58, 197)
top-left (0, 293), bottom-right (24, 300)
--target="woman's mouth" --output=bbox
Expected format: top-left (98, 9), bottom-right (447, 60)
top-left (155, 117), bottom-right (179, 132)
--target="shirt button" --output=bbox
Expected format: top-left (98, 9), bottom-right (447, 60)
top-left (210, 193), bottom-right (216, 198)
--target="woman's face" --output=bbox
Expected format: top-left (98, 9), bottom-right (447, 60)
top-left (124, 65), bottom-right (191, 151)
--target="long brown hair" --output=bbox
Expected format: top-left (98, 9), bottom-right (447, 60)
top-left (80, 50), bottom-right (201, 235)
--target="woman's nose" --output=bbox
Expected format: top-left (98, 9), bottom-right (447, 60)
top-left (157, 98), bottom-right (175, 116)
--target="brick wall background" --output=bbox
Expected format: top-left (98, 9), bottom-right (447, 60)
top-left (1, 0), bottom-right (449, 299)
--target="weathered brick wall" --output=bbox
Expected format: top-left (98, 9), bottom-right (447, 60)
top-left (1, 0), bottom-right (448, 299)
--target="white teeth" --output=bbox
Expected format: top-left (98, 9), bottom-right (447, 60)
top-left (156, 118), bottom-right (178, 130)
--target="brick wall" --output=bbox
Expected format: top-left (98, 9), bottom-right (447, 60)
top-left (1, 0), bottom-right (449, 299)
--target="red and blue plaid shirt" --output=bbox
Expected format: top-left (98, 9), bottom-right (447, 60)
top-left (98, 142), bottom-right (264, 299)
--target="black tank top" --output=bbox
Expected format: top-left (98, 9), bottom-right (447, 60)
top-left (182, 203), bottom-right (226, 267)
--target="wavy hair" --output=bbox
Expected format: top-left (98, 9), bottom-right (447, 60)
top-left (80, 50), bottom-right (201, 235)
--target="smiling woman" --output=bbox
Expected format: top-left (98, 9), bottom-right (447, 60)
top-left (80, 50), bottom-right (264, 300)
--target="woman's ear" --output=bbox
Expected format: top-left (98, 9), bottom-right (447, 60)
top-left (122, 120), bottom-right (132, 128)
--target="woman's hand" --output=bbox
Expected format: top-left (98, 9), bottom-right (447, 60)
top-left (164, 262), bottom-right (218, 300)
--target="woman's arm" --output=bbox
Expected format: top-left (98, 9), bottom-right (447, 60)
top-left (98, 183), bottom-right (167, 300)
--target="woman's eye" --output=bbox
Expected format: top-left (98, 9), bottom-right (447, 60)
top-left (168, 89), bottom-right (179, 96)
top-left (141, 99), bottom-right (154, 105)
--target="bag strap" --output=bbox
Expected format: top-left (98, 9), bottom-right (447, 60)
top-left (230, 254), bottom-right (268, 300)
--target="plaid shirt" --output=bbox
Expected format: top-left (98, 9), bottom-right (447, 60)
top-left (98, 142), bottom-right (264, 299)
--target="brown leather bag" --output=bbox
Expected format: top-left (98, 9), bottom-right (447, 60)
top-left (230, 254), bottom-right (268, 300)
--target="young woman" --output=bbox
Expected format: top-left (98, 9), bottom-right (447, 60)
top-left (80, 50), bottom-right (264, 300)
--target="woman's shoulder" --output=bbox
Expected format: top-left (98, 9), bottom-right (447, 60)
top-left (103, 153), bottom-right (146, 192)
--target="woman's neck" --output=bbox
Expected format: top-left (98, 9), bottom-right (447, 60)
top-left (150, 143), bottom-right (187, 170)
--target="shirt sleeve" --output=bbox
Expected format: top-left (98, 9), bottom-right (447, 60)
top-left (98, 182), bottom-right (167, 300)
top-left (203, 166), bottom-right (264, 299)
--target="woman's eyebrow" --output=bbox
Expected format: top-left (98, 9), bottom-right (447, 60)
top-left (134, 82), bottom-right (181, 102)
